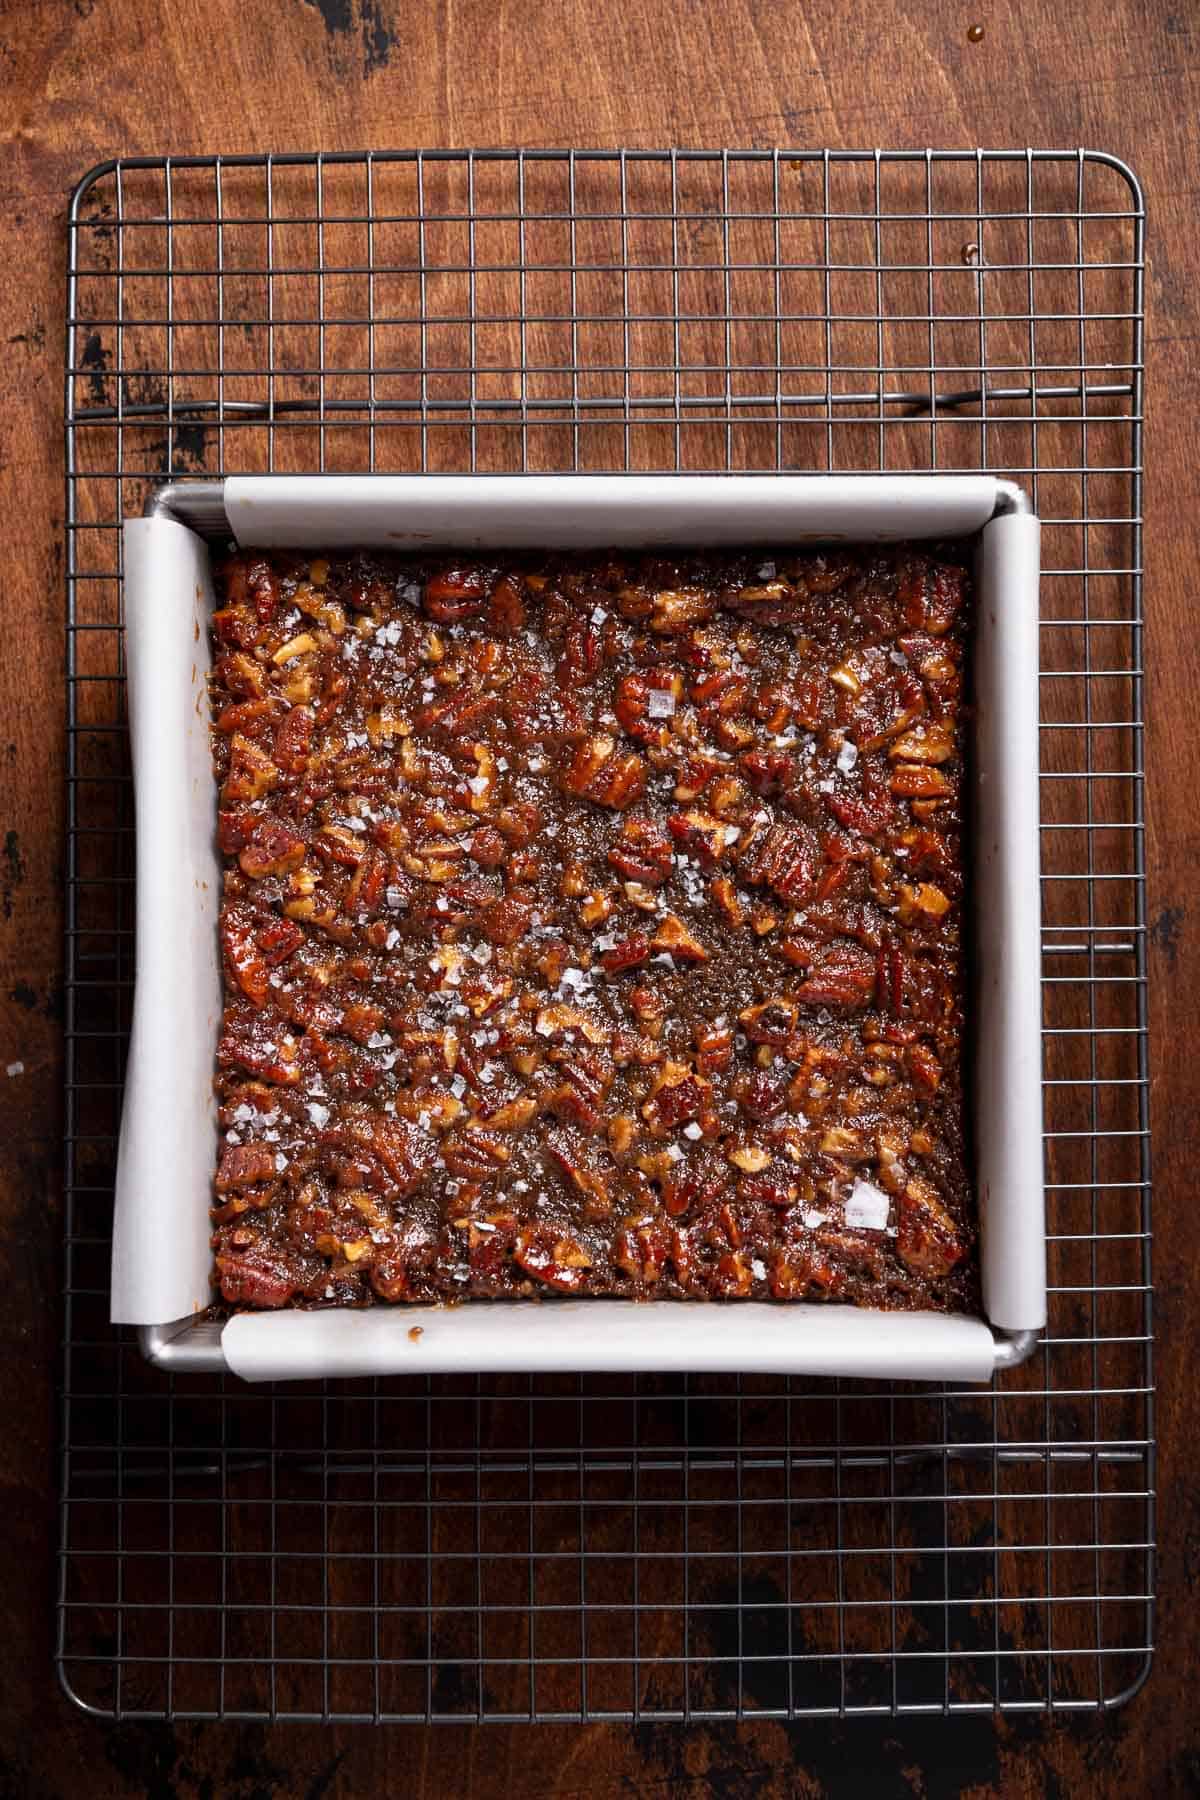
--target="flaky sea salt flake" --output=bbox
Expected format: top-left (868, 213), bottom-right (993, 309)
top-left (844, 1177), bottom-right (890, 1232)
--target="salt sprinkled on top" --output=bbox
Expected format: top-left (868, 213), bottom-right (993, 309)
top-left (844, 1177), bottom-right (890, 1232)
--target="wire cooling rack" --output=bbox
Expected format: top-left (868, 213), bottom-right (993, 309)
top-left (58, 149), bottom-right (1152, 1722)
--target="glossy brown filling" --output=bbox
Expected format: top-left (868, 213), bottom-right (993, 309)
top-left (209, 543), bottom-right (978, 1313)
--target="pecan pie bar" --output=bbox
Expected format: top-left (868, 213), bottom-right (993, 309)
top-left (209, 543), bottom-right (977, 1313)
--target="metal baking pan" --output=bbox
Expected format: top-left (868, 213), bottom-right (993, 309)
top-left (113, 474), bottom-right (1044, 1382)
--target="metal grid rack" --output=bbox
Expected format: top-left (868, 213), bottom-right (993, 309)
top-left (58, 148), bottom-right (1152, 1721)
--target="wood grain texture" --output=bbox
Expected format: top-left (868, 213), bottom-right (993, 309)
top-left (2, 0), bottom-right (1197, 1792)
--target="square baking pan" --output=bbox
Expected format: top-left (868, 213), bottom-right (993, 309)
top-left (112, 474), bottom-right (1045, 1382)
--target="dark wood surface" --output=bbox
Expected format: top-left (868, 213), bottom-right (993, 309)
top-left (2, 1), bottom-right (1197, 1793)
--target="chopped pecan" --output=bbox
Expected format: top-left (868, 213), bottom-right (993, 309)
top-left (711, 1251), bottom-right (753, 1296)
top-left (728, 1142), bottom-right (771, 1173)
top-left (215, 1142), bottom-right (279, 1191)
top-left (650, 588), bottom-right (716, 632)
top-left (601, 934), bottom-right (652, 973)
top-left (211, 604), bottom-right (258, 650)
top-left (535, 1003), bottom-right (610, 1045)
top-left (739, 997), bottom-right (798, 1045)
top-left (889, 720), bottom-right (955, 764)
top-left (899, 561), bottom-right (964, 635)
top-left (468, 825), bottom-right (505, 867)
top-left (897, 825), bottom-right (952, 873)
top-left (775, 935), bottom-right (813, 971)
top-left (273, 705), bottom-right (314, 774)
top-left (736, 1173), bottom-right (795, 1209)
top-left (463, 1210), bottom-right (518, 1289)
top-left (496, 801), bottom-right (542, 846)
top-left (223, 732), bottom-right (280, 802)
top-left (674, 752), bottom-right (726, 802)
top-left (737, 822), bottom-right (817, 905)
top-left (272, 632), bottom-right (318, 665)
top-left (316, 823), bottom-right (366, 867)
top-left (889, 763), bottom-right (951, 799)
top-left (482, 896), bottom-right (532, 946)
top-left (416, 689), bottom-right (500, 738)
top-left (342, 1001), bottom-right (385, 1045)
top-left (564, 734), bottom-right (646, 809)
top-left (247, 560), bottom-right (282, 622)
top-left (662, 1147), bottom-right (730, 1218)
top-left (443, 1129), bottom-right (510, 1178)
top-left (487, 573), bottom-right (525, 635)
top-left (642, 1061), bottom-right (710, 1129)
top-left (614, 1219), bottom-right (670, 1282)
top-left (695, 1023), bottom-right (734, 1076)
top-left (238, 816), bottom-right (307, 880)
top-left (896, 881), bottom-right (952, 924)
top-left (370, 1220), bottom-right (440, 1299)
top-left (216, 1246), bottom-right (298, 1309)
top-left (627, 984), bottom-right (667, 1037)
top-left (217, 807), bottom-right (260, 854)
top-left (651, 914), bottom-right (709, 963)
top-left (546, 1131), bottom-right (612, 1213)
top-left (481, 1094), bottom-right (539, 1130)
top-left (607, 815), bottom-right (674, 885)
top-left (257, 917), bottom-right (303, 966)
top-left (802, 551), bottom-right (858, 594)
top-left (818, 1124), bottom-right (866, 1160)
top-left (735, 1069), bottom-right (788, 1121)
top-left (547, 1046), bottom-right (614, 1125)
top-left (215, 650), bottom-right (266, 699)
top-left (365, 1115), bottom-right (429, 1195)
top-left (740, 748), bottom-right (794, 796)
top-left (513, 1224), bottom-right (592, 1291)
top-left (423, 565), bottom-right (492, 622)
top-left (710, 877), bottom-right (744, 927)
top-left (724, 579), bottom-right (799, 626)
top-left (907, 1043), bottom-right (942, 1090)
top-left (214, 697), bottom-right (281, 736)
top-left (557, 618), bottom-right (607, 688)
top-left (221, 905), bottom-right (269, 1006)
top-left (614, 670), bottom-right (683, 742)
top-left (794, 941), bottom-right (877, 1010)
top-left (579, 888), bottom-right (613, 925)
top-left (826, 767), bottom-right (897, 839)
top-left (343, 846), bottom-right (388, 914)
top-left (607, 1114), bottom-right (637, 1154)
top-left (667, 808), bottom-right (736, 867)
top-left (897, 1176), bottom-right (965, 1278)
top-left (817, 1228), bottom-right (885, 1282)
top-left (774, 1247), bottom-right (843, 1298)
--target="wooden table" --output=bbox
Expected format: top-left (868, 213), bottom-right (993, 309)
top-left (2, 1), bottom-right (1196, 1792)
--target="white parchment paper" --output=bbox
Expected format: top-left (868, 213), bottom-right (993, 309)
top-left (976, 510), bottom-right (1047, 1329)
top-left (111, 518), bottom-right (222, 1323)
top-left (224, 473), bottom-right (1002, 551)
top-left (223, 1301), bottom-right (999, 1384)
